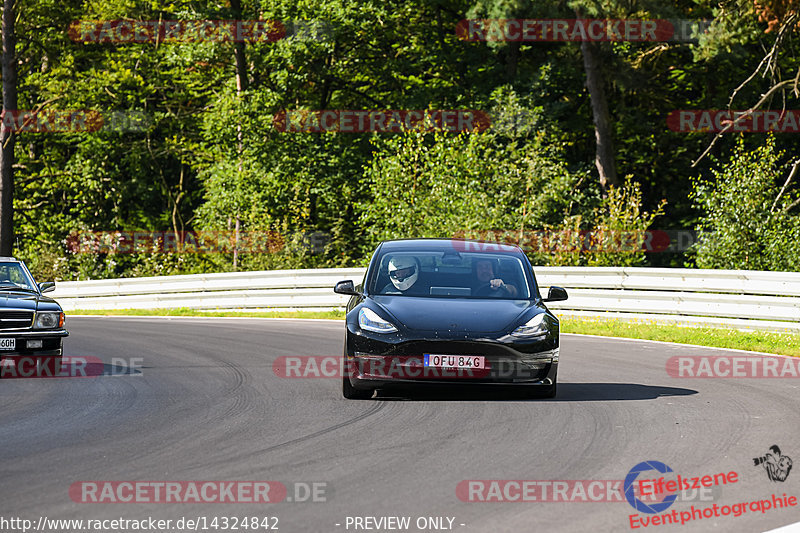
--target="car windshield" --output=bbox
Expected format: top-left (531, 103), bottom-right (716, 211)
top-left (371, 250), bottom-right (531, 299)
top-left (0, 262), bottom-right (37, 291)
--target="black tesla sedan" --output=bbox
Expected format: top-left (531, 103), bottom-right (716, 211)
top-left (334, 239), bottom-right (567, 399)
top-left (0, 257), bottom-right (68, 367)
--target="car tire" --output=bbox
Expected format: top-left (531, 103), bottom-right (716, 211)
top-left (342, 354), bottom-right (373, 400)
top-left (526, 380), bottom-right (557, 399)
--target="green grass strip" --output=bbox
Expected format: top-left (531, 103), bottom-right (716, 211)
top-left (70, 309), bottom-right (800, 356)
top-left (71, 308), bottom-right (346, 320)
top-left (560, 317), bottom-right (800, 357)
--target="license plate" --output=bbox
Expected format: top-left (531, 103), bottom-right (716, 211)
top-left (0, 338), bottom-right (15, 350)
top-left (424, 354), bottom-right (485, 369)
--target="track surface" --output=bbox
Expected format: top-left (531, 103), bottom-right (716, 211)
top-left (2, 317), bottom-right (800, 533)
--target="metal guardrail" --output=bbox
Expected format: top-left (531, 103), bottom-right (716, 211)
top-left (51, 268), bottom-right (367, 313)
top-left (534, 267), bottom-right (800, 332)
top-left (50, 267), bottom-right (800, 332)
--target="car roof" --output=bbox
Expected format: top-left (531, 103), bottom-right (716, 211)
top-left (0, 257), bottom-right (18, 261)
top-left (378, 238), bottom-right (524, 254)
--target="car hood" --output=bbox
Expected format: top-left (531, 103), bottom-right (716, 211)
top-left (0, 291), bottom-right (50, 310)
top-left (373, 296), bottom-right (535, 333)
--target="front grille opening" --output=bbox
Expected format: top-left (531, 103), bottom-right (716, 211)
top-left (0, 311), bottom-right (34, 330)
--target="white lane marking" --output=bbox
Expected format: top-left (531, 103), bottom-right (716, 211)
top-left (764, 521), bottom-right (800, 533)
top-left (69, 315), bottom-right (343, 323)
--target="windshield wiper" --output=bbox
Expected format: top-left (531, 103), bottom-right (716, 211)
top-left (0, 284), bottom-right (37, 293)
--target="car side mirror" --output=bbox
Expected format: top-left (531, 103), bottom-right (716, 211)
top-left (39, 281), bottom-right (56, 293)
top-left (334, 280), bottom-right (359, 296)
top-left (543, 286), bottom-right (568, 302)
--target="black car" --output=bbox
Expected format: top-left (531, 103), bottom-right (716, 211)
top-left (0, 257), bottom-right (68, 368)
top-left (334, 239), bottom-right (567, 399)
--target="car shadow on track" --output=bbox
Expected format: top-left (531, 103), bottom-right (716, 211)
top-left (374, 383), bottom-right (697, 402)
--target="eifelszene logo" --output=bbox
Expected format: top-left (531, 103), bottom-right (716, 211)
top-left (624, 461), bottom-right (678, 514)
top-left (624, 461), bottom-right (737, 515)
top-left (754, 445), bottom-right (793, 482)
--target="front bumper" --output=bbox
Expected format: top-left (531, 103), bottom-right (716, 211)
top-left (345, 324), bottom-right (558, 390)
top-left (0, 329), bottom-right (68, 357)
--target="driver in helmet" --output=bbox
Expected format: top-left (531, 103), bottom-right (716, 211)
top-left (381, 256), bottom-right (426, 295)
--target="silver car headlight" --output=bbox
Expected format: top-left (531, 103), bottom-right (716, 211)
top-left (358, 308), bottom-right (398, 334)
top-left (511, 313), bottom-right (548, 338)
top-left (35, 312), bottom-right (63, 329)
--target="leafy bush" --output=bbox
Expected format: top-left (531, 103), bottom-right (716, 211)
top-left (584, 179), bottom-right (666, 267)
top-left (692, 137), bottom-right (800, 271)
top-left (360, 130), bottom-right (593, 256)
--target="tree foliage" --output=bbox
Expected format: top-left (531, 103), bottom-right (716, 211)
top-left (2, 0), bottom-right (799, 278)
top-left (692, 137), bottom-right (800, 270)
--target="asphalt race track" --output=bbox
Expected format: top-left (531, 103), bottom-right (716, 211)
top-left (2, 317), bottom-right (799, 533)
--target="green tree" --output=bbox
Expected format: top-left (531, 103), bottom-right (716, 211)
top-left (692, 137), bottom-right (800, 270)
top-left (361, 130), bottom-right (593, 257)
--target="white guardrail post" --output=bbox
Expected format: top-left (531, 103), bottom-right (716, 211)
top-left (49, 267), bottom-right (800, 332)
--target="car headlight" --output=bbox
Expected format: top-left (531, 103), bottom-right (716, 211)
top-left (511, 313), bottom-right (548, 338)
top-left (35, 312), bottom-right (64, 329)
top-left (358, 308), bottom-right (398, 334)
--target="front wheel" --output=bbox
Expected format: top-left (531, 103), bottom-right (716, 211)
top-left (342, 354), bottom-right (373, 400)
top-left (526, 380), bottom-right (557, 399)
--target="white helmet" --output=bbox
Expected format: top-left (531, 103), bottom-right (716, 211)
top-left (388, 256), bottom-right (419, 291)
